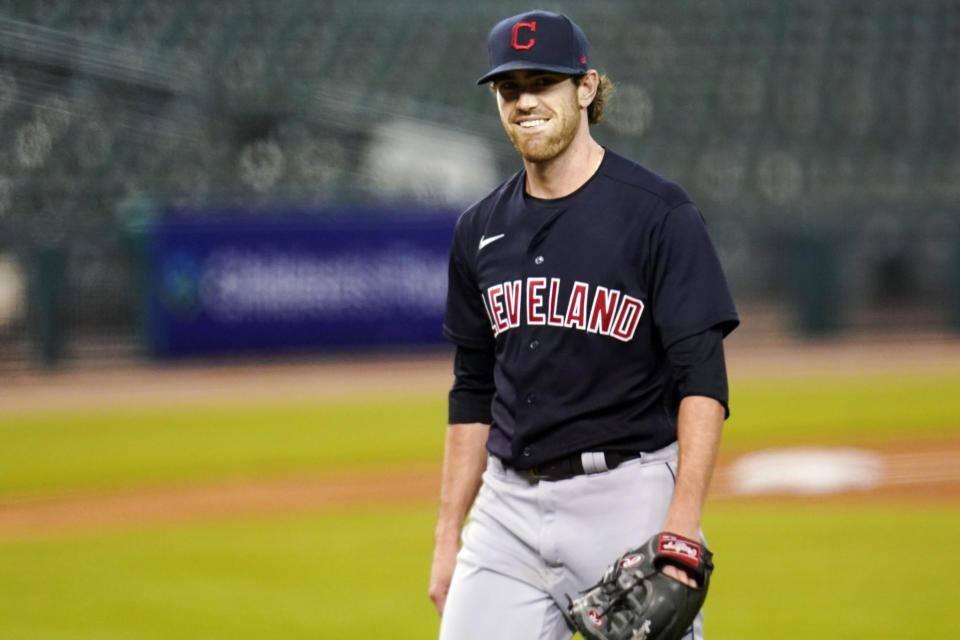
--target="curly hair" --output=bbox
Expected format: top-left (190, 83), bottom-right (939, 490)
top-left (581, 73), bottom-right (614, 125)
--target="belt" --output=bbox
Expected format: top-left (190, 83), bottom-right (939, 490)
top-left (517, 450), bottom-right (643, 481)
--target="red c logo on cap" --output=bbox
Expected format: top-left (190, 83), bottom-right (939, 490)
top-left (511, 21), bottom-right (536, 50)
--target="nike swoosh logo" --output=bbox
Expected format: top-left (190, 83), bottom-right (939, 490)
top-left (478, 234), bottom-right (505, 250)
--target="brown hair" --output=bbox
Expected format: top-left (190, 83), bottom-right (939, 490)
top-left (581, 73), bottom-right (614, 125)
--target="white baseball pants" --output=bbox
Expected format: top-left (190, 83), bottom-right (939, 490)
top-left (439, 442), bottom-right (704, 640)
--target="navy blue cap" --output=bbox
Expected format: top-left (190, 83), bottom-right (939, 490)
top-left (477, 10), bottom-right (590, 85)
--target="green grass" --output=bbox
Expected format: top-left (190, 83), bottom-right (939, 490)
top-left (0, 396), bottom-right (447, 498)
top-left (703, 503), bottom-right (960, 638)
top-left (2, 370), bottom-right (959, 499)
top-left (1, 368), bottom-right (959, 638)
top-left (725, 370), bottom-right (960, 448)
top-left (0, 501), bottom-right (957, 639)
top-left (0, 504), bottom-right (441, 640)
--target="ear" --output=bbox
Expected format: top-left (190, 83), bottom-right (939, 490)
top-left (577, 70), bottom-right (600, 109)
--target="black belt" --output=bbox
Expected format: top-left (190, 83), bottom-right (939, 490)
top-left (515, 450), bottom-right (643, 481)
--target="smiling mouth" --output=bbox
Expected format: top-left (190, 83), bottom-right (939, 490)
top-left (518, 119), bottom-right (548, 128)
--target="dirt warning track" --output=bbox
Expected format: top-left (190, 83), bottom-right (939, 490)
top-left (4, 333), bottom-right (960, 414)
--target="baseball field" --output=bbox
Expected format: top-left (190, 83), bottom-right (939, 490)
top-left (1, 336), bottom-right (959, 639)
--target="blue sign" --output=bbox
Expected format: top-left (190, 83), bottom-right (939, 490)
top-left (145, 207), bottom-right (458, 356)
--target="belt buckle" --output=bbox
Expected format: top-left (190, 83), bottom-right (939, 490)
top-left (525, 467), bottom-right (549, 481)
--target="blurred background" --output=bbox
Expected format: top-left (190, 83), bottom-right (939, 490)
top-left (1, 3), bottom-right (959, 639)
top-left (0, 0), bottom-right (958, 369)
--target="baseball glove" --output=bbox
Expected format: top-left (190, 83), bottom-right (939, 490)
top-left (567, 532), bottom-right (713, 640)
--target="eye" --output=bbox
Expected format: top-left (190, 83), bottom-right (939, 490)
top-left (496, 82), bottom-right (520, 99)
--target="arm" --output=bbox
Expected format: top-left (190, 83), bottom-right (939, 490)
top-left (659, 327), bottom-right (729, 587)
top-left (660, 395), bottom-right (724, 587)
top-left (429, 422), bottom-right (490, 615)
top-left (434, 221), bottom-right (497, 613)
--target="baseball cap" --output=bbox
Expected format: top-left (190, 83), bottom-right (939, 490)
top-left (477, 10), bottom-right (590, 85)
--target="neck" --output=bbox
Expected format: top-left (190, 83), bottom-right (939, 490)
top-left (523, 129), bottom-right (604, 199)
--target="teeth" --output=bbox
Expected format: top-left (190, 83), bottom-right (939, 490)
top-left (519, 119), bottom-right (546, 128)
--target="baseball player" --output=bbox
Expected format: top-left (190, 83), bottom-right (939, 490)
top-left (429, 10), bottom-right (739, 640)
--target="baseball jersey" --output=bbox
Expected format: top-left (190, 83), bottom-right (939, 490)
top-left (443, 149), bottom-right (739, 468)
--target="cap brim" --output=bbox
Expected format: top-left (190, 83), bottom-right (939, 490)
top-left (476, 61), bottom-right (585, 85)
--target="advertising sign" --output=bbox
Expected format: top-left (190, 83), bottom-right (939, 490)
top-left (145, 207), bottom-right (457, 356)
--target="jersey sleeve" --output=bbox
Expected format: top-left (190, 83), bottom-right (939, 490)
top-left (448, 344), bottom-right (495, 424)
top-left (443, 219), bottom-right (496, 350)
top-left (665, 327), bottom-right (731, 418)
top-left (650, 203), bottom-right (739, 348)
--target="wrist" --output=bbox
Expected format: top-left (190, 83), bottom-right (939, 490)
top-left (434, 521), bottom-right (463, 546)
top-left (660, 514), bottom-right (701, 541)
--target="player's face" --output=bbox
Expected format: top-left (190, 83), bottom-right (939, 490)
top-left (493, 71), bottom-right (584, 163)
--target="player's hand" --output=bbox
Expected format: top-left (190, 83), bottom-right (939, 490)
top-left (661, 563), bottom-right (698, 588)
top-left (428, 539), bottom-right (459, 615)
top-left (657, 525), bottom-right (701, 588)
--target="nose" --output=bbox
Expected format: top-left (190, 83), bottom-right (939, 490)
top-left (516, 89), bottom-right (539, 111)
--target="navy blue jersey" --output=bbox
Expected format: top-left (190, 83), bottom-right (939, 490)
top-left (443, 150), bottom-right (739, 468)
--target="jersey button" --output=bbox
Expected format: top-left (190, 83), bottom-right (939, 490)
top-left (534, 255), bottom-right (544, 265)
top-left (529, 340), bottom-right (540, 350)
top-left (522, 447), bottom-right (532, 457)
top-left (525, 393), bottom-right (536, 405)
